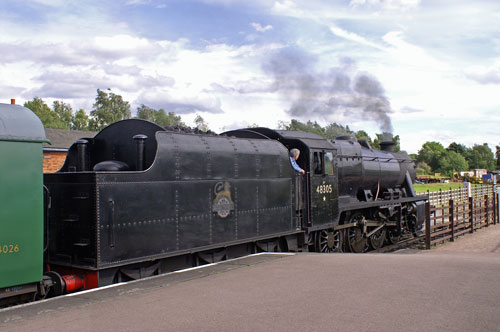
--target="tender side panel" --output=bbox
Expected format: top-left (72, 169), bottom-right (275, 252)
top-left (94, 178), bottom-right (294, 267)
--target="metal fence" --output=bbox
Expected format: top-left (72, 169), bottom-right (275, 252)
top-left (424, 185), bottom-right (498, 249)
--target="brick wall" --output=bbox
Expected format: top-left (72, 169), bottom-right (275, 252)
top-left (43, 151), bottom-right (67, 173)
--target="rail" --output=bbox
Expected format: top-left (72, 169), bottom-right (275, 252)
top-left (424, 185), bottom-right (499, 249)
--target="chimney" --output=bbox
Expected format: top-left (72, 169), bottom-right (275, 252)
top-left (11, 99), bottom-right (15, 105)
top-left (380, 141), bottom-right (395, 152)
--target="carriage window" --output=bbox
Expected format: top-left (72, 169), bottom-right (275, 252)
top-left (324, 152), bottom-right (334, 175)
top-left (313, 152), bottom-right (324, 175)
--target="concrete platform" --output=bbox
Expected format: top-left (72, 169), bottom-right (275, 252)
top-left (1, 249), bottom-right (500, 332)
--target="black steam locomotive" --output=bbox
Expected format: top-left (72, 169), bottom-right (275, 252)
top-left (41, 119), bottom-right (425, 292)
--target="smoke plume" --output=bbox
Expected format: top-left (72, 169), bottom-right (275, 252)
top-left (263, 48), bottom-right (393, 133)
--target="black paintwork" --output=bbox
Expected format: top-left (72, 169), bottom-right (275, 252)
top-left (45, 120), bottom-right (298, 270)
top-left (45, 120), bottom-right (425, 278)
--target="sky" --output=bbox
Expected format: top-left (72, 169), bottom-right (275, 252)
top-left (0, 0), bottom-right (499, 153)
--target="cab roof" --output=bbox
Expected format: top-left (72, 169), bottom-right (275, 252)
top-left (0, 103), bottom-right (49, 143)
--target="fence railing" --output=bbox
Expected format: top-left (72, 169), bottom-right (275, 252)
top-left (424, 185), bottom-right (498, 249)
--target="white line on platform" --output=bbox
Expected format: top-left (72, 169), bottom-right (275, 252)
top-left (0, 252), bottom-right (295, 313)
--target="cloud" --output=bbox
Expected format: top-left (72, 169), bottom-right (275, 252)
top-left (349, 0), bottom-right (421, 11)
top-left (0, 35), bottom-right (171, 67)
top-left (399, 106), bottom-right (423, 114)
top-left (207, 78), bottom-right (277, 94)
top-left (251, 22), bottom-right (273, 33)
top-left (0, 83), bottom-right (26, 101)
top-left (137, 89), bottom-right (224, 114)
top-left (464, 65), bottom-right (500, 84)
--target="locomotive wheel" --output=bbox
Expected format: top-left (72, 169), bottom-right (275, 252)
top-left (386, 228), bottom-right (401, 245)
top-left (347, 213), bottom-right (368, 253)
top-left (315, 229), bottom-right (343, 253)
top-left (347, 227), bottom-right (368, 253)
top-left (368, 228), bottom-right (386, 250)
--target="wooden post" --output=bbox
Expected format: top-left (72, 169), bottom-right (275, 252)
top-left (425, 202), bottom-right (431, 249)
top-left (493, 193), bottom-right (500, 224)
top-left (469, 196), bottom-right (474, 234)
top-left (485, 195), bottom-right (489, 227)
top-left (493, 191), bottom-right (497, 225)
top-left (449, 199), bottom-right (454, 242)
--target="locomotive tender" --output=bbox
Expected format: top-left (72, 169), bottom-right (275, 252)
top-left (1, 103), bottom-right (425, 306)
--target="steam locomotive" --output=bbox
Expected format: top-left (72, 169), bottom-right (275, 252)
top-left (0, 103), bottom-right (425, 307)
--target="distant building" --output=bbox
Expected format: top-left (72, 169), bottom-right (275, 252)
top-left (472, 169), bottom-right (488, 178)
top-left (43, 128), bottom-right (97, 173)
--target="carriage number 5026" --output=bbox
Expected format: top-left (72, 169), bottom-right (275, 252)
top-left (0, 244), bottom-right (20, 254)
top-left (316, 184), bottom-right (333, 194)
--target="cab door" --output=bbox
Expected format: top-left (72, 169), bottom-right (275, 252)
top-left (309, 149), bottom-right (339, 227)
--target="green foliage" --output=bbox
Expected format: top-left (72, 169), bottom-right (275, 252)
top-left (467, 143), bottom-right (495, 170)
top-left (416, 161), bottom-right (432, 176)
top-left (287, 119), bottom-right (326, 137)
top-left (323, 123), bottom-right (352, 139)
top-left (24, 97), bottom-right (69, 129)
top-left (437, 150), bottom-right (469, 177)
top-left (52, 101), bottom-right (73, 129)
top-left (136, 104), bottom-right (185, 127)
top-left (417, 141), bottom-right (446, 171)
top-left (89, 88), bottom-right (131, 131)
top-left (354, 130), bottom-right (372, 146)
top-left (447, 142), bottom-right (468, 155)
top-left (280, 119), bottom-right (354, 139)
top-left (496, 145), bottom-right (500, 168)
top-left (194, 114), bottom-right (210, 131)
top-left (72, 109), bottom-right (90, 130)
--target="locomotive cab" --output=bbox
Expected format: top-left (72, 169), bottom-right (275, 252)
top-left (223, 128), bottom-right (341, 231)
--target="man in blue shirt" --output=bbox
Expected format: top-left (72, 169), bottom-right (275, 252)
top-left (290, 148), bottom-right (305, 175)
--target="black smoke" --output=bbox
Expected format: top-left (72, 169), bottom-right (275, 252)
top-left (262, 48), bottom-right (393, 133)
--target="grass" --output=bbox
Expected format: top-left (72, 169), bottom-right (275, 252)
top-left (414, 182), bottom-right (464, 193)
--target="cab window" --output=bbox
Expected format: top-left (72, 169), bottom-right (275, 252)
top-left (313, 152), bottom-right (324, 175)
top-left (324, 152), bottom-right (334, 175)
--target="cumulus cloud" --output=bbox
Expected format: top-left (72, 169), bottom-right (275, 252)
top-left (251, 22), bottom-right (273, 33)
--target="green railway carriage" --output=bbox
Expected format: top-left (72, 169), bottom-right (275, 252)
top-left (0, 103), bottom-right (49, 306)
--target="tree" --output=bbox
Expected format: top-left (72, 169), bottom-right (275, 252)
top-left (194, 114), bottom-right (210, 132)
top-left (52, 101), bottom-right (73, 129)
top-left (89, 89), bottom-right (131, 131)
top-left (416, 161), bottom-right (432, 176)
top-left (496, 145), bottom-right (500, 169)
top-left (287, 119), bottom-right (325, 137)
top-left (324, 122), bottom-right (352, 139)
top-left (417, 141), bottom-right (446, 172)
top-left (467, 144), bottom-right (495, 170)
top-left (277, 120), bottom-right (290, 130)
top-left (437, 150), bottom-right (469, 177)
top-left (354, 130), bottom-right (373, 146)
top-left (24, 97), bottom-right (68, 129)
top-left (136, 104), bottom-right (185, 127)
top-left (447, 142), bottom-right (468, 156)
top-left (73, 109), bottom-right (90, 130)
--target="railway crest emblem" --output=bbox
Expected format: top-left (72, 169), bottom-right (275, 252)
top-left (212, 182), bottom-right (234, 218)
